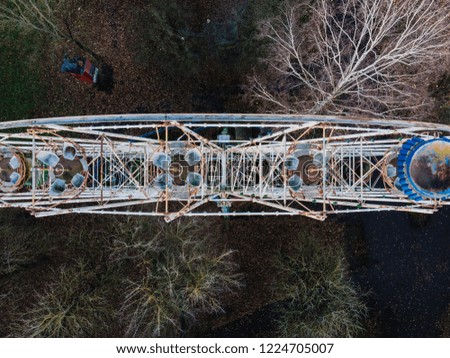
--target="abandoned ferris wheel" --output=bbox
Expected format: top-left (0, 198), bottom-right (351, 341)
top-left (0, 114), bottom-right (449, 222)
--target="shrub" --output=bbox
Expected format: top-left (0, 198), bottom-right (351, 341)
top-left (12, 260), bottom-right (113, 337)
top-left (273, 234), bottom-right (367, 337)
top-left (114, 219), bottom-right (242, 337)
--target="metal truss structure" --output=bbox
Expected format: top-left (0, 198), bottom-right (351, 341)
top-left (0, 114), bottom-right (449, 222)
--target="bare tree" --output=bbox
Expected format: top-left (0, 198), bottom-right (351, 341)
top-left (113, 219), bottom-right (243, 337)
top-left (273, 234), bottom-right (367, 337)
top-left (0, 0), bottom-right (60, 36)
top-left (253, 0), bottom-right (450, 118)
top-left (11, 261), bottom-right (113, 338)
top-left (0, 0), bottom-right (100, 59)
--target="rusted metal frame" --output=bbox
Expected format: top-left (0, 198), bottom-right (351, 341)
top-left (300, 127), bottom-right (423, 145)
top-left (243, 151), bottom-right (258, 193)
top-left (326, 154), bottom-right (353, 192)
top-left (328, 126), bottom-right (439, 137)
top-left (233, 122), bottom-right (318, 149)
top-left (169, 120), bottom-right (223, 151)
top-left (330, 142), bottom-right (399, 151)
top-left (227, 151), bottom-right (234, 191)
top-left (165, 125), bottom-right (169, 214)
top-left (183, 211), bottom-right (305, 217)
top-left (33, 198), bottom-right (161, 218)
top-left (232, 150), bottom-right (254, 193)
top-left (44, 123), bottom-right (158, 144)
top-left (365, 152), bottom-right (384, 189)
top-left (370, 163), bottom-right (384, 188)
top-left (28, 131), bottom-right (61, 155)
top-left (164, 196), bottom-right (212, 222)
top-left (332, 188), bottom-right (404, 196)
top-left (31, 205), bottom-right (434, 217)
top-left (106, 148), bottom-right (144, 197)
top-left (352, 145), bottom-right (356, 190)
top-left (259, 142), bottom-right (263, 198)
top-left (339, 150), bottom-right (361, 190)
top-left (80, 146), bottom-right (96, 184)
top-left (221, 147), bottom-right (227, 191)
top-left (0, 133), bottom-right (40, 146)
top-left (101, 144), bottom-right (126, 201)
top-left (186, 123), bottom-right (299, 129)
top-left (283, 194), bottom-right (316, 213)
top-left (203, 149), bottom-right (213, 194)
top-left (202, 148), bottom-right (214, 193)
top-left (7, 195), bottom-right (145, 208)
top-left (329, 138), bottom-right (401, 147)
top-left (31, 129), bottom-right (37, 206)
top-left (249, 152), bottom-right (259, 191)
top-left (200, 142), bottom-right (206, 199)
top-left (98, 142), bottom-right (122, 204)
top-left (286, 124), bottom-right (319, 146)
top-left (283, 134), bottom-right (287, 207)
top-left (208, 150), bottom-right (222, 194)
top-left (87, 153), bottom-right (101, 188)
top-left (29, 188), bottom-right (85, 214)
top-left (260, 150), bottom-right (284, 197)
top-left (322, 126), bottom-right (327, 214)
top-left (332, 147), bottom-right (374, 190)
top-left (227, 131), bottom-right (296, 155)
top-left (0, 113), bottom-right (447, 130)
top-left (330, 197), bottom-right (434, 211)
top-left (106, 155), bottom-right (134, 197)
top-left (340, 145), bottom-right (344, 191)
top-left (154, 191), bottom-right (164, 214)
top-left (27, 131), bottom-right (58, 204)
top-left (237, 151), bottom-right (250, 193)
top-left (229, 151), bottom-right (242, 190)
top-left (285, 195), bottom-right (436, 213)
top-left (226, 192), bottom-right (326, 220)
top-left (82, 123), bottom-right (161, 131)
top-left (144, 145), bottom-right (150, 188)
top-left (1, 133), bottom-right (109, 148)
top-left (125, 154), bottom-right (146, 189)
top-left (360, 142), bottom-right (380, 191)
top-left (36, 210), bottom-right (292, 217)
top-left (100, 135), bottom-right (104, 204)
top-left (327, 194), bottom-right (435, 205)
top-left (328, 147), bottom-right (347, 190)
top-left (174, 126), bottom-right (196, 146)
top-left (329, 207), bottom-right (436, 215)
top-left (104, 138), bottom-right (150, 200)
top-left (239, 151), bottom-right (246, 192)
top-left (256, 150), bottom-right (275, 197)
top-left (348, 145), bottom-right (388, 192)
top-left (360, 137), bottom-right (363, 200)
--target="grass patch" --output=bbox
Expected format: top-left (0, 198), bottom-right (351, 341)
top-left (272, 234), bottom-right (367, 338)
top-left (112, 219), bottom-right (242, 337)
top-left (10, 260), bottom-right (113, 338)
top-left (0, 29), bottom-right (49, 121)
top-left (0, 211), bottom-right (242, 337)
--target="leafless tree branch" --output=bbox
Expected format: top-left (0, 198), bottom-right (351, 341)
top-left (253, 0), bottom-right (450, 118)
top-left (0, 0), bottom-right (101, 59)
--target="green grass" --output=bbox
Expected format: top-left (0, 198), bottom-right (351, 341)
top-left (0, 29), bottom-right (48, 121)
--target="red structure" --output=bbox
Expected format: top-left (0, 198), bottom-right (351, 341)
top-left (71, 59), bottom-right (99, 84)
top-left (61, 56), bottom-right (99, 85)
